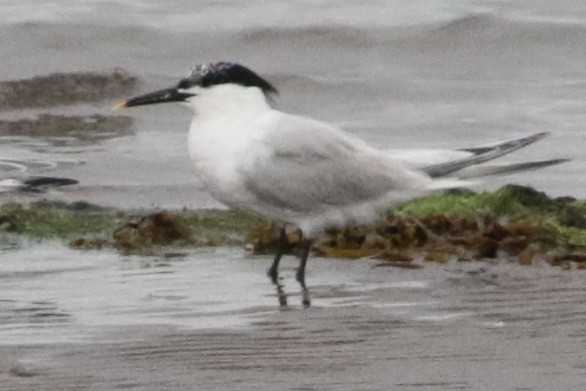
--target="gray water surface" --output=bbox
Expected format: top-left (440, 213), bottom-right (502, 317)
top-left (1, 243), bottom-right (585, 390)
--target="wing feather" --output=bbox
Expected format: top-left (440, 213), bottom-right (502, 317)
top-left (239, 114), bottom-right (429, 215)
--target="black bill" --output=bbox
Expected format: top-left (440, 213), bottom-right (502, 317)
top-left (114, 88), bottom-right (194, 110)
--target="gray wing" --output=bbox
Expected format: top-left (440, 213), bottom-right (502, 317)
top-left (239, 115), bottom-right (427, 214)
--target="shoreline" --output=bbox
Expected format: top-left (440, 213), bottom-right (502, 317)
top-left (2, 184), bottom-right (585, 270)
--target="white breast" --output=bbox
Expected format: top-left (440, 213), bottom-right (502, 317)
top-left (185, 84), bottom-right (274, 206)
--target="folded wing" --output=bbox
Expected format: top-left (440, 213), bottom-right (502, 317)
top-left (239, 115), bottom-right (430, 215)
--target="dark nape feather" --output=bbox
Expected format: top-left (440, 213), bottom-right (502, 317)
top-left (177, 62), bottom-right (278, 97)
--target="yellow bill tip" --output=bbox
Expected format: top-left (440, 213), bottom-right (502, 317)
top-left (112, 101), bottom-right (128, 111)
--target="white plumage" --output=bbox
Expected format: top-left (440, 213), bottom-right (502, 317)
top-left (185, 84), bottom-right (443, 236)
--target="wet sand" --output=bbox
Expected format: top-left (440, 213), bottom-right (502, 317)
top-left (1, 243), bottom-right (585, 390)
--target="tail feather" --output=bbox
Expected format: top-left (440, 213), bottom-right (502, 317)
top-left (423, 132), bottom-right (550, 178)
top-left (456, 158), bottom-right (570, 179)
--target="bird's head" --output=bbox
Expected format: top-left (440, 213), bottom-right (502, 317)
top-left (115, 62), bottom-right (278, 112)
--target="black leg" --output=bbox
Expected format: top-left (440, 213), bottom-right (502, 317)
top-left (267, 226), bottom-right (287, 283)
top-left (296, 239), bottom-right (312, 308)
top-left (267, 226), bottom-right (289, 308)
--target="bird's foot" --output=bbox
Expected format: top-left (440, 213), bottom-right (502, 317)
top-left (301, 289), bottom-right (311, 309)
top-left (277, 284), bottom-right (288, 309)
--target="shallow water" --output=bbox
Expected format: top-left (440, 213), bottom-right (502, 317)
top-left (1, 242), bottom-right (585, 390)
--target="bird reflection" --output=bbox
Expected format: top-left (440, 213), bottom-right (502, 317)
top-left (270, 271), bottom-right (288, 309)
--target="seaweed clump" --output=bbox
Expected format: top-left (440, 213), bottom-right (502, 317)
top-left (0, 200), bottom-right (122, 239)
top-left (1, 185), bottom-right (586, 269)
top-left (250, 185), bottom-right (586, 270)
top-left (111, 210), bottom-right (265, 254)
top-left (0, 70), bottom-right (139, 110)
top-left (0, 69), bottom-right (139, 148)
top-left (0, 201), bottom-right (266, 255)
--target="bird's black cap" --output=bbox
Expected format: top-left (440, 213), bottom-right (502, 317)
top-left (177, 62), bottom-right (278, 97)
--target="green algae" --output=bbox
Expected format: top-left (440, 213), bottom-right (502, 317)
top-left (112, 210), bottom-right (267, 253)
top-left (396, 185), bottom-right (586, 252)
top-left (1, 185), bottom-right (585, 261)
top-left (0, 201), bottom-right (125, 239)
top-left (0, 201), bottom-right (266, 252)
top-left (397, 186), bottom-right (552, 218)
top-left (177, 210), bottom-right (266, 246)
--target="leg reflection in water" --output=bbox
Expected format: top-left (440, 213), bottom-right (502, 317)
top-left (267, 227), bottom-right (311, 309)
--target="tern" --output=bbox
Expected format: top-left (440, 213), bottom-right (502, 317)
top-left (116, 61), bottom-right (566, 306)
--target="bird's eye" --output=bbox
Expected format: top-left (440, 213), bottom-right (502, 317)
top-left (177, 79), bottom-right (191, 89)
